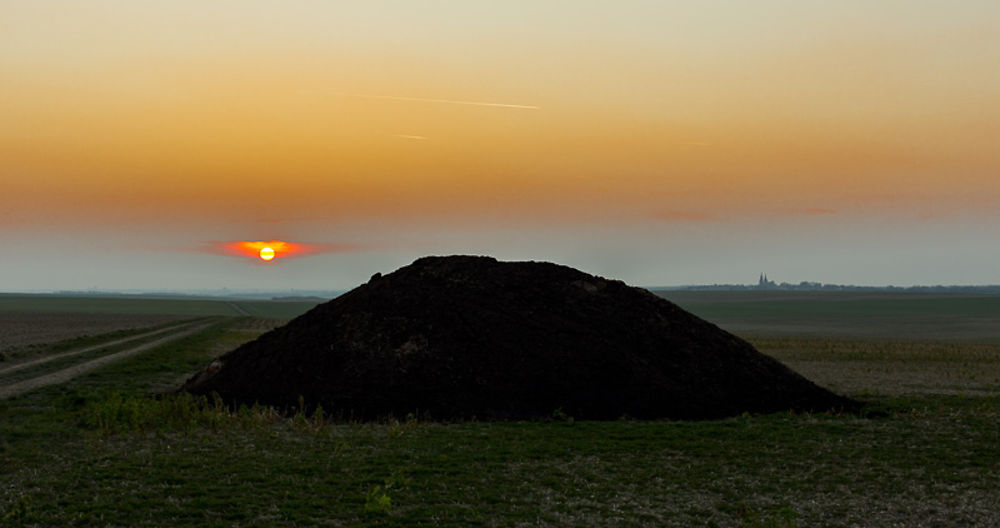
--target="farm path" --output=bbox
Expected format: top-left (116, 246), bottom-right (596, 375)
top-left (0, 320), bottom-right (203, 378)
top-left (226, 302), bottom-right (251, 316)
top-left (0, 321), bottom-right (214, 399)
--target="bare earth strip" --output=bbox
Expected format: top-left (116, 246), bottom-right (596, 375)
top-left (0, 320), bottom-right (201, 377)
top-left (0, 322), bottom-right (213, 399)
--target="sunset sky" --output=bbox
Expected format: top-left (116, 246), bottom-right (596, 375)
top-left (3, 1), bottom-right (999, 291)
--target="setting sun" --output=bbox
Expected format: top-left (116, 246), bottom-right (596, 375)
top-left (3, 1), bottom-right (999, 287)
top-left (200, 239), bottom-right (356, 262)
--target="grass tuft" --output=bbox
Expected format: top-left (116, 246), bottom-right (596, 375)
top-left (81, 392), bottom-right (336, 437)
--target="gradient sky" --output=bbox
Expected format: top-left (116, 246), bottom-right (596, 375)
top-left (3, 1), bottom-right (999, 291)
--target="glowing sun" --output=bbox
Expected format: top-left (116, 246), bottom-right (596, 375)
top-left (212, 240), bottom-right (326, 262)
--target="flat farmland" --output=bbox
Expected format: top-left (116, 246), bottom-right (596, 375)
top-left (0, 312), bottom-right (189, 354)
top-left (0, 294), bottom-right (236, 317)
top-left (0, 294), bottom-right (321, 356)
top-left (0, 294), bottom-right (322, 319)
top-left (1, 291), bottom-right (998, 526)
top-left (658, 290), bottom-right (1000, 342)
top-left (756, 336), bottom-right (1000, 397)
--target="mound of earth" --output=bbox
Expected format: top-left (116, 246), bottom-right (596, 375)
top-left (182, 256), bottom-right (856, 420)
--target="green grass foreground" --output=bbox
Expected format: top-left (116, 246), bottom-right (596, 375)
top-left (2, 319), bottom-right (999, 527)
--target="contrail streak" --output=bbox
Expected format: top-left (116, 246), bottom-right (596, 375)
top-left (339, 93), bottom-right (540, 110)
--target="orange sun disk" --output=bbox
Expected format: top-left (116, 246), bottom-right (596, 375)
top-left (224, 240), bottom-right (303, 261)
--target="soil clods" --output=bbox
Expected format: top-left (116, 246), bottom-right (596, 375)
top-left (182, 256), bottom-right (856, 420)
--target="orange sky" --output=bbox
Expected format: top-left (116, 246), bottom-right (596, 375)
top-left (2, 2), bottom-right (999, 288)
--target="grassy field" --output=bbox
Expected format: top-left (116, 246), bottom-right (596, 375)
top-left (1, 293), bottom-right (999, 526)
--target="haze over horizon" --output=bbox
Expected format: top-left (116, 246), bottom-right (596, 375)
top-left (3, 2), bottom-right (999, 291)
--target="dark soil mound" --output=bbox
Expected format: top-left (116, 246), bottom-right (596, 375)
top-left (183, 256), bottom-right (856, 420)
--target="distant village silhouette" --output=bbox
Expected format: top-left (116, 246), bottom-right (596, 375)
top-left (662, 274), bottom-right (1000, 294)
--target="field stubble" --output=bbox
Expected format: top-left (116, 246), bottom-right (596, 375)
top-left (754, 336), bottom-right (1000, 397)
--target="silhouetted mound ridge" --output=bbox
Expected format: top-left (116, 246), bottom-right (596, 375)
top-left (183, 256), bottom-right (856, 420)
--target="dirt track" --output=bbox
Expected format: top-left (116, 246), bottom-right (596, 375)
top-left (0, 322), bottom-right (213, 399)
top-left (0, 321), bottom-right (199, 378)
top-left (0, 312), bottom-right (187, 353)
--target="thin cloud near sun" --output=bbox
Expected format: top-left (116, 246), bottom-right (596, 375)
top-left (332, 92), bottom-right (541, 110)
top-left (653, 211), bottom-right (715, 222)
top-left (776, 208), bottom-right (837, 216)
top-left (651, 208), bottom-right (836, 223)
